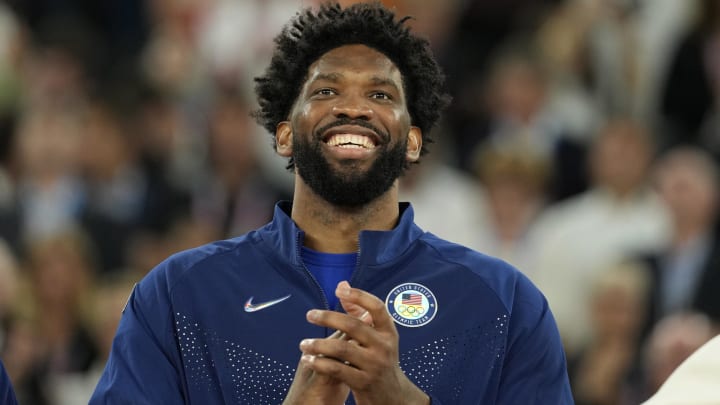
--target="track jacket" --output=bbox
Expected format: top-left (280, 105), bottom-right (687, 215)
top-left (0, 360), bottom-right (18, 405)
top-left (90, 201), bottom-right (574, 404)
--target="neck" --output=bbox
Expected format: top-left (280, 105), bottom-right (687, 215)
top-left (290, 177), bottom-right (400, 253)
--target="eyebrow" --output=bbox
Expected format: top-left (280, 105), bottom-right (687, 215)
top-left (310, 73), bottom-right (401, 91)
top-left (369, 76), bottom-right (401, 91)
top-left (311, 72), bottom-right (343, 83)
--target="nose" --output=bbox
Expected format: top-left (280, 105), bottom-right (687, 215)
top-left (331, 94), bottom-right (373, 120)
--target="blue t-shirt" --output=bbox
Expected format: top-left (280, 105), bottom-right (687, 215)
top-left (301, 246), bottom-right (356, 309)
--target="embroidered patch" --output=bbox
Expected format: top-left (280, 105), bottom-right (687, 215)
top-left (386, 283), bottom-right (437, 327)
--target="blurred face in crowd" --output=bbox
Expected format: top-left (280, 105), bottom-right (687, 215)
top-left (653, 149), bottom-right (719, 228)
top-left (277, 44), bottom-right (421, 207)
top-left (590, 278), bottom-right (645, 341)
top-left (30, 236), bottom-right (90, 309)
top-left (15, 109), bottom-right (82, 181)
top-left (78, 105), bottom-right (133, 181)
top-left (487, 57), bottom-right (547, 124)
top-left (208, 94), bottom-right (256, 181)
top-left (590, 121), bottom-right (652, 196)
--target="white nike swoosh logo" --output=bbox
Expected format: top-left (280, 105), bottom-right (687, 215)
top-left (244, 294), bottom-right (292, 312)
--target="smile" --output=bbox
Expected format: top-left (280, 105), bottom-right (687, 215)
top-left (321, 124), bottom-right (383, 151)
top-left (325, 133), bottom-right (376, 149)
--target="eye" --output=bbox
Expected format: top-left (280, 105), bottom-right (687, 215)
top-left (313, 88), bottom-right (337, 96)
top-left (370, 91), bottom-right (392, 101)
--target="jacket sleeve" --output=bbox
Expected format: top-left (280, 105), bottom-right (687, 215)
top-left (496, 277), bottom-right (575, 404)
top-left (90, 270), bottom-right (187, 404)
top-left (0, 360), bottom-right (18, 405)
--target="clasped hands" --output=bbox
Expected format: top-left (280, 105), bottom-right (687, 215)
top-left (283, 281), bottom-right (430, 405)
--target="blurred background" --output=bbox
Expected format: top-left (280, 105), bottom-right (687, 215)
top-left (0, 0), bottom-right (718, 403)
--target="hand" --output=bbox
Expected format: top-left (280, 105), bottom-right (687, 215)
top-left (282, 288), bottom-right (372, 405)
top-left (299, 281), bottom-right (430, 405)
top-left (282, 357), bottom-right (349, 405)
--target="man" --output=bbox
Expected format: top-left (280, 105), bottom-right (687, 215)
top-left (91, 3), bottom-right (573, 404)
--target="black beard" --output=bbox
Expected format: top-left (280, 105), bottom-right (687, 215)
top-left (292, 126), bottom-right (407, 208)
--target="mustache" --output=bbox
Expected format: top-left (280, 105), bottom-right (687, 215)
top-left (314, 118), bottom-right (389, 143)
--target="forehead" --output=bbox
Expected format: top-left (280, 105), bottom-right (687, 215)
top-left (305, 44), bottom-right (402, 85)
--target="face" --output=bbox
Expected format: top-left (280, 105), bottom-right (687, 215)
top-left (591, 123), bottom-right (651, 193)
top-left (276, 44), bottom-right (421, 207)
top-left (654, 154), bottom-right (718, 225)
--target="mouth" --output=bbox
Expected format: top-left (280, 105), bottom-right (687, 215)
top-left (322, 125), bottom-right (381, 150)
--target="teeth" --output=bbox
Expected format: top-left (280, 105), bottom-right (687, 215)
top-left (326, 134), bottom-right (375, 149)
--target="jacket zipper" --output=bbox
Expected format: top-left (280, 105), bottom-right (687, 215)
top-left (349, 239), bottom-right (362, 287)
top-left (295, 231), bottom-right (331, 311)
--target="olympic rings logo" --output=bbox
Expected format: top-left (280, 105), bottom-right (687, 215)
top-left (395, 304), bottom-right (426, 318)
top-left (386, 283), bottom-right (438, 327)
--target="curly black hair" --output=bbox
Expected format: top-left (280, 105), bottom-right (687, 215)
top-left (253, 1), bottom-right (450, 168)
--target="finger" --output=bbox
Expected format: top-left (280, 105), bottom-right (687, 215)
top-left (329, 311), bottom-right (371, 340)
top-left (287, 356), bottom-right (346, 401)
top-left (335, 282), bottom-right (395, 334)
top-left (293, 352), bottom-right (349, 385)
top-left (340, 298), bottom-right (372, 323)
top-left (307, 310), bottom-right (373, 343)
top-left (300, 351), bottom-right (367, 388)
top-left (292, 357), bottom-right (311, 380)
top-left (300, 338), bottom-right (368, 368)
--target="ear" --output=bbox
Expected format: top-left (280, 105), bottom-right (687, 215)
top-left (275, 121), bottom-right (293, 157)
top-left (406, 126), bottom-right (422, 162)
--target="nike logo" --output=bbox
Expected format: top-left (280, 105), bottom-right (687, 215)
top-left (244, 294), bottom-right (292, 312)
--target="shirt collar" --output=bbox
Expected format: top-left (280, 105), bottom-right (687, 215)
top-left (264, 200), bottom-right (424, 267)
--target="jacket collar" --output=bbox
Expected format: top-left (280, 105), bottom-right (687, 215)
top-left (263, 200), bottom-right (424, 267)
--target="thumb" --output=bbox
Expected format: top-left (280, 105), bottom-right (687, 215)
top-left (337, 281), bottom-right (373, 325)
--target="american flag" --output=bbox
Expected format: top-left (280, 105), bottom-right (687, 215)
top-left (402, 293), bottom-right (422, 306)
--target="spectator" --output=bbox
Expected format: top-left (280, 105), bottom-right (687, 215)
top-left (76, 98), bottom-right (189, 273)
top-left (24, 229), bottom-right (99, 377)
top-left (190, 85), bottom-right (289, 239)
top-left (480, 43), bottom-right (590, 201)
top-left (633, 312), bottom-right (716, 402)
top-left (641, 146), bottom-right (720, 333)
top-left (568, 260), bottom-right (651, 405)
top-left (0, 106), bottom-right (85, 254)
top-left (470, 144), bottom-right (550, 273)
top-left (659, 0), bottom-right (720, 150)
top-left (48, 273), bottom-right (139, 405)
top-left (532, 118), bottom-right (671, 354)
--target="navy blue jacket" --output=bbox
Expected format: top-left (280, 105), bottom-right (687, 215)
top-left (0, 359), bottom-right (18, 405)
top-left (91, 202), bottom-right (573, 404)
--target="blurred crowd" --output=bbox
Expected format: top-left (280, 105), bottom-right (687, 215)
top-left (0, 0), bottom-right (718, 404)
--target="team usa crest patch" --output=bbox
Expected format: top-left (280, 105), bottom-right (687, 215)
top-left (385, 282), bottom-right (437, 327)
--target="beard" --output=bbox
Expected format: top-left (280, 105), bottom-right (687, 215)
top-left (292, 123), bottom-right (408, 208)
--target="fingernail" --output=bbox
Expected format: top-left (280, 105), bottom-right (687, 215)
top-left (336, 284), bottom-right (350, 298)
top-left (300, 339), bottom-right (313, 348)
top-left (301, 354), bottom-right (315, 364)
top-left (307, 310), bottom-right (319, 321)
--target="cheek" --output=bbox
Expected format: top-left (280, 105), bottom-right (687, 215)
top-left (292, 103), bottom-right (324, 134)
top-left (300, 102), bottom-right (314, 118)
top-left (390, 108), bottom-right (412, 133)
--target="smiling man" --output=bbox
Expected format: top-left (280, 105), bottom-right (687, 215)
top-left (281, 45), bottom-right (415, 209)
top-left (90, 3), bottom-right (573, 404)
